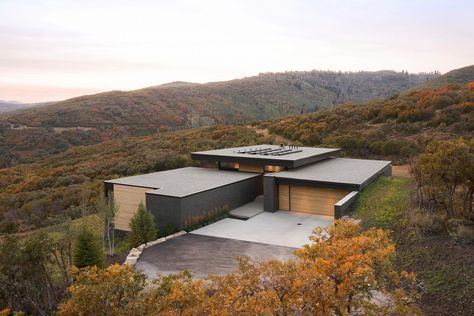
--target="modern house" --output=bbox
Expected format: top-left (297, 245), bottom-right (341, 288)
top-left (104, 145), bottom-right (391, 232)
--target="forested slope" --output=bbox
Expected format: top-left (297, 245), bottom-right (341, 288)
top-left (414, 65), bottom-right (474, 89)
top-left (0, 82), bottom-right (472, 232)
top-left (2, 70), bottom-right (436, 128)
top-left (0, 70), bottom-right (437, 168)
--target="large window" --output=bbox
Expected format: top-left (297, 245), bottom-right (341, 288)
top-left (219, 161), bottom-right (239, 170)
top-left (264, 165), bottom-right (285, 172)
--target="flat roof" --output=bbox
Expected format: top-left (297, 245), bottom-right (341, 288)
top-left (269, 158), bottom-right (391, 189)
top-left (105, 167), bottom-right (260, 197)
top-left (191, 144), bottom-right (340, 168)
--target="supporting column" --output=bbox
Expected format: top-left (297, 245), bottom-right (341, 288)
top-left (263, 175), bottom-right (278, 212)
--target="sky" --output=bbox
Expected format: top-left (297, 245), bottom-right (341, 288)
top-left (0, 0), bottom-right (473, 103)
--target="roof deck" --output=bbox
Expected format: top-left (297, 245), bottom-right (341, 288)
top-left (191, 144), bottom-right (340, 168)
top-left (104, 167), bottom-right (260, 197)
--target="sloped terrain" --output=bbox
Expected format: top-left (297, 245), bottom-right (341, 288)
top-left (414, 65), bottom-right (474, 89)
top-left (0, 70), bottom-right (437, 167)
top-left (2, 70), bottom-right (435, 129)
top-left (1, 82), bottom-right (472, 233)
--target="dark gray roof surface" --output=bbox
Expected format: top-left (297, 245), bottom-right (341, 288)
top-left (105, 167), bottom-right (259, 197)
top-left (191, 144), bottom-right (340, 168)
top-left (270, 158), bottom-right (391, 188)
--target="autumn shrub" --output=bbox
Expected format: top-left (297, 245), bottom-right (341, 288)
top-left (59, 220), bottom-right (420, 315)
top-left (408, 209), bottom-right (446, 234)
top-left (58, 265), bottom-right (147, 316)
top-left (412, 138), bottom-right (474, 219)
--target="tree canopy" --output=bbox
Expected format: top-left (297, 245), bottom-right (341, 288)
top-left (412, 138), bottom-right (474, 218)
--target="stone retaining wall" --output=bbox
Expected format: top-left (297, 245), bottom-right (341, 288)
top-left (123, 230), bottom-right (187, 266)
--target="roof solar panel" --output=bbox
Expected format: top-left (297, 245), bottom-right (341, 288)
top-left (237, 146), bottom-right (301, 156)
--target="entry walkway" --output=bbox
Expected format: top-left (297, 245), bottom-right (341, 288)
top-left (192, 211), bottom-right (333, 248)
top-left (229, 195), bottom-right (264, 219)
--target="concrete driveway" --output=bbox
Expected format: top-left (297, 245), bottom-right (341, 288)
top-left (135, 234), bottom-right (296, 279)
top-left (192, 211), bottom-right (333, 248)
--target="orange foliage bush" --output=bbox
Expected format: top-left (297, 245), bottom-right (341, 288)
top-left (59, 220), bottom-right (421, 315)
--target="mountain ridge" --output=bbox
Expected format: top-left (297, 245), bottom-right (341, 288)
top-left (2, 69), bottom-right (437, 129)
top-left (413, 65), bottom-right (474, 89)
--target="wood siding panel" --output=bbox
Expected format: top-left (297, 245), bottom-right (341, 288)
top-left (290, 185), bottom-right (349, 216)
top-left (278, 184), bottom-right (290, 210)
top-left (114, 185), bottom-right (152, 231)
top-left (239, 163), bottom-right (264, 173)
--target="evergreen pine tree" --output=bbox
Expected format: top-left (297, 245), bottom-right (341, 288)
top-left (128, 202), bottom-right (158, 247)
top-left (73, 227), bottom-right (104, 268)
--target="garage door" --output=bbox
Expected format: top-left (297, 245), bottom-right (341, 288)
top-left (114, 184), bottom-right (153, 231)
top-left (279, 184), bottom-right (349, 216)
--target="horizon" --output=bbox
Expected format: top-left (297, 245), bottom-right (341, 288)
top-left (1, 0), bottom-right (473, 103)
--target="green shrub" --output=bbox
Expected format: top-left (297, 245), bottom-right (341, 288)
top-left (74, 227), bottom-right (104, 268)
top-left (128, 202), bottom-right (158, 247)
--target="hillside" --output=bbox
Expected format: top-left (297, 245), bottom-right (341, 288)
top-left (0, 70), bottom-right (437, 168)
top-left (260, 82), bottom-right (474, 161)
top-left (2, 70), bottom-right (435, 129)
top-left (0, 101), bottom-right (33, 113)
top-left (1, 81), bottom-right (472, 233)
top-left (415, 65), bottom-right (474, 89)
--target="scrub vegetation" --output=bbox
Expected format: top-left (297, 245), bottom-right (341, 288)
top-left (261, 81), bottom-right (474, 162)
top-left (58, 220), bottom-right (420, 316)
top-left (0, 69), bottom-right (438, 168)
top-left (1, 82), bottom-right (473, 233)
top-left (353, 168), bottom-right (474, 315)
top-left (0, 66), bottom-right (473, 314)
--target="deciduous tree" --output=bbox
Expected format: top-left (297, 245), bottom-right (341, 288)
top-left (97, 191), bottom-right (118, 256)
top-left (0, 233), bottom-right (71, 315)
top-left (412, 138), bottom-right (474, 218)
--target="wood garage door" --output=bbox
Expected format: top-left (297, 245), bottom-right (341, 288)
top-left (114, 184), bottom-right (153, 231)
top-left (279, 184), bottom-right (349, 216)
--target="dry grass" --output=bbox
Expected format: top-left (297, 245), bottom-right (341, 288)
top-left (392, 165), bottom-right (411, 177)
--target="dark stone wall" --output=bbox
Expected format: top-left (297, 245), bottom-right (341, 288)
top-left (146, 177), bottom-right (260, 231)
top-left (180, 177), bottom-right (260, 229)
top-left (146, 194), bottom-right (181, 232)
